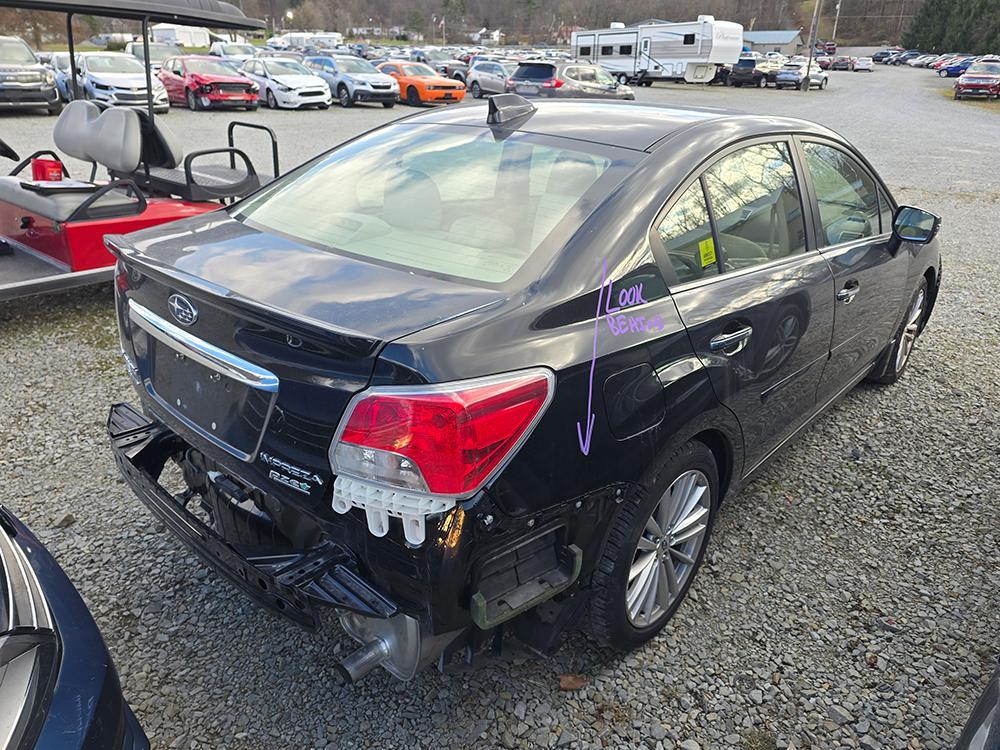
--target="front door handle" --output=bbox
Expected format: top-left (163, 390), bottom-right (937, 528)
top-left (710, 325), bottom-right (753, 354)
top-left (836, 283), bottom-right (860, 304)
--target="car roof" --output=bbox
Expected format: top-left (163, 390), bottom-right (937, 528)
top-left (396, 100), bottom-right (840, 153)
top-left (397, 101), bottom-right (723, 151)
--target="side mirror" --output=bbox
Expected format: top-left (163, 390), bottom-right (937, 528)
top-left (893, 206), bottom-right (941, 243)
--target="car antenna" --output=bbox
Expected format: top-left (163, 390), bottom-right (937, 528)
top-left (486, 94), bottom-right (536, 127)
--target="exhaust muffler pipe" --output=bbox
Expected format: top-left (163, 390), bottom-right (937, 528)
top-left (335, 638), bottom-right (391, 684)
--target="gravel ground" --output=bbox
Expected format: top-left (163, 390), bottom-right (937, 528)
top-left (0, 66), bottom-right (997, 750)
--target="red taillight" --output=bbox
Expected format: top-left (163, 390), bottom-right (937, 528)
top-left (331, 369), bottom-right (553, 496)
top-left (542, 78), bottom-right (565, 88)
top-left (114, 260), bottom-right (129, 294)
top-left (505, 76), bottom-right (514, 87)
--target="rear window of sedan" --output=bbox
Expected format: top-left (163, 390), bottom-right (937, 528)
top-left (233, 124), bottom-right (640, 284)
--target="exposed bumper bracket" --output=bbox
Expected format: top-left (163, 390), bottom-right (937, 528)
top-left (108, 402), bottom-right (397, 629)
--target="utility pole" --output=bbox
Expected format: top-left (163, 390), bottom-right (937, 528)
top-left (831, 0), bottom-right (841, 40)
top-left (804, 0), bottom-right (824, 93)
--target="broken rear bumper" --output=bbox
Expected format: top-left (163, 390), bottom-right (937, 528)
top-left (107, 402), bottom-right (398, 630)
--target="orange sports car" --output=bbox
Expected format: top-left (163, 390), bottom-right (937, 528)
top-left (376, 60), bottom-right (466, 106)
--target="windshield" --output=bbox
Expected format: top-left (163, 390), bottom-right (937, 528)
top-left (736, 59), bottom-right (756, 68)
top-left (139, 44), bottom-right (176, 62)
top-left (424, 50), bottom-right (449, 62)
top-left (186, 59), bottom-right (242, 76)
top-left (967, 62), bottom-right (1000, 74)
top-left (265, 60), bottom-right (310, 76)
top-left (86, 55), bottom-right (144, 74)
top-left (234, 125), bottom-right (636, 284)
top-left (401, 63), bottom-right (437, 76)
top-left (0, 38), bottom-right (37, 65)
top-left (51, 53), bottom-right (70, 70)
top-left (223, 44), bottom-right (255, 55)
top-left (336, 57), bottom-right (377, 74)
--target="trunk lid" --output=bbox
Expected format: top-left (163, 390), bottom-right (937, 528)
top-left (109, 211), bottom-right (507, 502)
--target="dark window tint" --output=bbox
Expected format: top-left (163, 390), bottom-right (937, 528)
top-left (683, 33), bottom-right (696, 45)
top-left (620, 45), bottom-right (633, 55)
top-left (515, 63), bottom-right (556, 80)
top-left (703, 142), bottom-right (807, 271)
top-left (579, 46), bottom-right (592, 57)
top-left (802, 142), bottom-right (879, 245)
top-left (600, 46), bottom-right (614, 56)
top-left (655, 181), bottom-right (718, 283)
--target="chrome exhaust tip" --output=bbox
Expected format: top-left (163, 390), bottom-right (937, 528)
top-left (335, 638), bottom-right (391, 684)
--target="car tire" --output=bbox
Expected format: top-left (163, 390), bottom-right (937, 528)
top-left (266, 89), bottom-right (278, 108)
top-left (616, 73), bottom-right (629, 85)
top-left (954, 91), bottom-right (961, 100)
top-left (470, 81), bottom-right (482, 98)
top-left (938, 69), bottom-right (948, 78)
top-left (382, 101), bottom-right (395, 108)
top-left (406, 86), bottom-right (422, 106)
top-left (186, 88), bottom-right (200, 111)
top-left (757, 76), bottom-right (767, 88)
top-left (587, 440), bottom-right (718, 651)
top-left (820, 77), bottom-right (828, 89)
top-left (867, 278), bottom-right (929, 385)
top-left (47, 100), bottom-right (63, 116)
top-left (338, 84), bottom-right (353, 107)
top-left (642, 80), bottom-right (653, 87)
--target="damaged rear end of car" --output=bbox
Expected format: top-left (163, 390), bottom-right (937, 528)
top-left (105, 109), bottom-right (643, 681)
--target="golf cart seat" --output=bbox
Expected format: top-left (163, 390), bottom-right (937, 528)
top-left (0, 100), bottom-right (144, 222)
top-left (115, 111), bottom-right (262, 202)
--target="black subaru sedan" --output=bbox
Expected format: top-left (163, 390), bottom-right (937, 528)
top-left (106, 96), bottom-right (941, 681)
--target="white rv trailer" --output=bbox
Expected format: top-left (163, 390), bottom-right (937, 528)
top-left (571, 16), bottom-right (744, 84)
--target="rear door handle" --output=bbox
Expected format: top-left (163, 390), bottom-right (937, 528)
top-left (836, 282), bottom-right (860, 304)
top-left (710, 325), bottom-right (753, 354)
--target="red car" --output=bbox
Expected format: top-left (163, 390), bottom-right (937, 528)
top-left (157, 54), bottom-right (258, 110)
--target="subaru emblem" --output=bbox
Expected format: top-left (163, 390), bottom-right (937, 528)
top-left (167, 294), bottom-right (198, 326)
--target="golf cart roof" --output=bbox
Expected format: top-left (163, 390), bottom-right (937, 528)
top-left (0, 0), bottom-right (264, 29)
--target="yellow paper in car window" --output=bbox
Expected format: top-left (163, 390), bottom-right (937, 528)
top-left (698, 237), bottom-right (716, 267)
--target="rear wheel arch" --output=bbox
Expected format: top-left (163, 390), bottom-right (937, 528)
top-left (690, 429), bottom-right (735, 503)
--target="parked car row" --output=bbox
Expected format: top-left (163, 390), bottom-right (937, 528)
top-left (873, 47), bottom-right (1000, 102)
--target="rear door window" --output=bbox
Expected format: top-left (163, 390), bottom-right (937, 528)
top-left (654, 181), bottom-right (718, 283)
top-left (702, 142), bottom-right (807, 270)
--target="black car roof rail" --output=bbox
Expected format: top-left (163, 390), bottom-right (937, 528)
top-left (486, 93), bottom-right (536, 127)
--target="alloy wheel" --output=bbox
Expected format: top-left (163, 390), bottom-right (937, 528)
top-left (625, 470), bottom-right (710, 628)
top-left (895, 289), bottom-right (925, 373)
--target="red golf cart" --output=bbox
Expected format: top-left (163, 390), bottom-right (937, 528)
top-left (0, 0), bottom-right (277, 302)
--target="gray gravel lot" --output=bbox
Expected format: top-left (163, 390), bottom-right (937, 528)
top-left (0, 66), bottom-right (998, 750)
